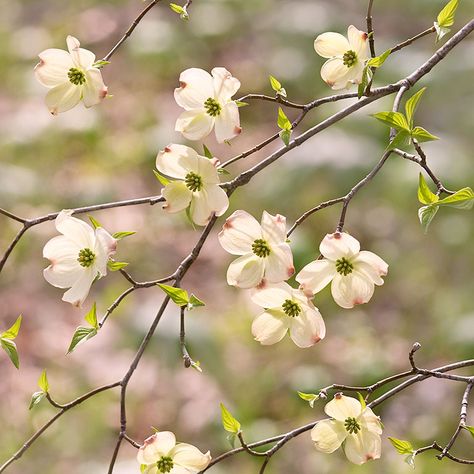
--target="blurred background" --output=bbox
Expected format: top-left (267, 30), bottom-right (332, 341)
top-left (0, 0), bottom-right (474, 473)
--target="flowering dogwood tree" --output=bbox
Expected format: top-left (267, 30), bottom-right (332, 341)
top-left (0, 0), bottom-right (473, 473)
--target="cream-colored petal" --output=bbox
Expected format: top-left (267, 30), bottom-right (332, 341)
top-left (175, 110), bottom-right (214, 142)
top-left (296, 259), bottom-right (336, 295)
top-left (252, 310), bottom-right (289, 345)
top-left (264, 243), bottom-right (294, 283)
top-left (343, 430), bottom-right (381, 464)
top-left (353, 251), bottom-right (388, 286)
top-left (320, 58), bottom-right (353, 90)
top-left (212, 67), bottom-right (240, 102)
top-left (45, 82), bottom-right (82, 115)
top-left (82, 68), bottom-right (107, 108)
top-left (289, 305), bottom-right (326, 348)
top-left (162, 181), bottom-right (193, 214)
top-left (360, 407), bottom-right (383, 435)
top-left (331, 272), bottom-right (375, 309)
top-left (156, 144), bottom-right (200, 179)
top-left (174, 68), bottom-right (214, 110)
top-left (218, 210), bottom-right (262, 255)
top-left (226, 253), bottom-right (265, 288)
top-left (311, 419), bottom-right (347, 453)
top-left (195, 155), bottom-right (220, 185)
top-left (347, 25), bottom-right (369, 59)
top-left (34, 48), bottom-right (72, 87)
top-left (137, 432), bottom-right (177, 465)
top-left (93, 227), bottom-right (117, 277)
top-left (189, 185), bottom-right (229, 226)
top-left (214, 102), bottom-right (241, 143)
top-left (325, 394), bottom-right (362, 422)
top-left (250, 282), bottom-right (293, 309)
top-left (43, 236), bottom-right (82, 288)
top-left (260, 211), bottom-right (287, 245)
top-left (314, 32), bottom-right (350, 58)
top-left (171, 443), bottom-right (211, 471)
top-left (67, 35), bottom-right (95, 69)
top-left (319, 232), bottom-right (360, 260)
top-left (55, 210), bottom-right (95, 249)
top-left (345, 61), bottom-right (365, 85)
top-left (61, 267), bottom-right (96, 307)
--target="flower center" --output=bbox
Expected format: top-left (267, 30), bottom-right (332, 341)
top-left (204, 97), bottom-right (222, 117)
top-left (77, 248), bottom-right (96, 267)
top-left (282, 299), bottom-right (301, 317)
top-left (342, 50), bottom-right (357, 67)
top-left (67, 67), bottom-right (86, 85)
top-left (344, 417), bottom-right (361, 434)
top-left (335, 257), bottom-right (353, 276)
top-left (156, 456), bottom-right (174, 473)
top-left (184, 171), bottom-right (203, 192)
top-left (251, 239), bottom-right (271, 258)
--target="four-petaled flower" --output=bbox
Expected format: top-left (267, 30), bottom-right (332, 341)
top-left (251, 282), bottom-right (325, 347)
top-left (296, 232), bottom-right (388, 309)
top-left (43, 210), bottom-right (117, 307)
top-left (34, 36), bottom-right (108, 115)
top-left (137, 431), bottom-right (211, 474)
top-left (218, 210), bottom-right (294, 289)
top-left (311, 393), bottom-right (382, 464)
top-left (314, 25), bottom-right (368, 90)
top-left (174, 67), bottom-right (241, 143)
top-left (156, 144), bottom-right (229, 226)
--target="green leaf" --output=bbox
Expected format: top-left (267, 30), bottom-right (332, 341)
top-left (277, 107), bottom-right (291, 131)
top-left (405, 87), bottom-right (426, 127)
top-left (153, 170), bottom-right (171, 186)
top-left (405, 453), bottom-right (416, 469)
top-left (434, 22), bottom-right (451, 42)
top-left (388, 437), bottom-right (414, 455)
top-left (140, 464), bottom-right (148, 473)
top-left (279, 129), bottom-right (291, 146)
top-left (217, 168), bottom-right (231, 175)
top-left (269, 75), bottom-right (282, 92)
top-left (357, 392), bottom-right (367, 410)
top-left (437, 187), bottom-right (474, 210)
top-left (220, 403), bottom-right (241, 434)
top-left (157, 284), bottom-right (189, 306)
top-left (418, 205), bottom-right (439, 233)
top-left (29, 391), bottom-right (46, 410)
top-left (226, 433), bottom-right (237, 448)
top-left (437, 0), bottom-right (459, 28)
top-left (297, 391), bottom-right (319, 408)
top-left (418, 173), bottom-right (439, 205)
top-left (112, 231), bottom-right (136, 240)
top-left (357, 66), bottom-right (372, 99)
top-left (84, 302), bottom-right (99, 329)
top-left (92, 60), bottom-right (110, 69)
top-left (367, 49), bottom-right (391, 68)
top-left (107, 261), bottom-right (129, 272)
top-left (1, 338), bottom-right (19, 368)
top-left (88, 215), bottom-right (102, 229)
top-left (387, 130), bottom-right (411, 151)
top-left (463, 425), bottom-right (474, 438)
top-left (1, 314), bottom-right (22, 339)
top-left (188, 294), bottom-right (206, 310)
top-left (235, 100), bottom-right (248, 107)
top-left (38, 369), bottom-right (49, 392)
top-left (67, 327), bottom-right (98, 354)
top-left (169, 3), bottom-right (185, 14)
top-left (411, 126), bottom-right (439, 143)
top-left (202, 144), bottom-right (213, 159)
top-left (372, 111), bottom-right (410, 132)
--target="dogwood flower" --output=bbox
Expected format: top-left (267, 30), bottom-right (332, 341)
top-left (43, 210), bottom-right (117, 307)
top-left (311, 393), bottom-right (382, 464)
top-left (218, 210), bottom-right (294, 289)
top-left (296, 232), bottom-right (388, 309)
top-left (251, 282), bottom-right (325, 347)
top-left (156, 144), bottom-right (229, 226)
top-left (34, 35), bottom-right (108, 115)
top-left (137, 431), bottom-right (211, 474)
top-left (314, 25), bottom-right (368, 90)
top-left (174, 67), bottom-right (241, 143)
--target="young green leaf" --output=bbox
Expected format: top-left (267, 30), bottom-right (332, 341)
top-left (188, 294), bottom-right (206, 310)
top-left (92, 60), bottom-right (110, 69)
top-left (387, 130), bottom-right (410, 151)
top-left (226, 433), bottom-right (237, 448)
top-left (153, 170), bottom-right (171, 186)
top-left (170, 3), bottom-right (185, 15)
top-left (269, 75), bottom-right (282, 92)
top-left (1, 338), bottom-right (19, 368)
top-left (464, 425), bottom-right (474, 439)
top-left (411, 127), bottom-right (439, 143)
top-left (277, 107), bottom-right (291, 131)
top-left (357, 392), bottom-right (367, 410)
top-left (84, 302), bottom-right (99, 329)
top-left (220, 403), bottom-right (241, 433)
top-left (418, 205), bottom-right (439, 233)
top-left (405, 87), bottom-right (426, 127)
top-left (29, 391), bottom-right (46, 410)
top-left (88, 215), bottom-right (102, 229)
top-left (158, 284), bottom-right (189, 306)
top-left (203, 144), bottom-right (213, 159)
top-left (112, 231), bottom-right (136, 240)
top-left (367, 49), bottom-right (391, 68)
top-left (357, 66), bottom-right (372, 99)
top-left (217, 168), bottom-right (231, 175)
top-left (418, 173), bottom-right (439, 205)
top-left (38, 369), bottom-right (49, 392)
top-left (67, 327), bottom-right (98, 354)
top-left (297, 391), bottom-right (319, 408)
top-left (437, 0), bottom-right (459, 28)
top-left (1, 314), bottom-right (22, 339)
top-left (388, 437), bottom-right (414, 455)
top-left (235, 100), bottom-right (249, 107)
top-left (107, 261), bottom-right (129, 272)
top-left (436, 187), bottom-right (474, 210)
top-left (405, 453), bottom-right (416, 469)
top-left (372, 111), bottom-right (410, 132)
top-left (279, 129), bottom-right (292, 146)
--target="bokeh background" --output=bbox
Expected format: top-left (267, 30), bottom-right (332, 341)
top-left (1, 0), bottom-right (474, 473)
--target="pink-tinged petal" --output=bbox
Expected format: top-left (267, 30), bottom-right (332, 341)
top-left (82, 68), bottom-right (107, 108)
top-left (34, 48), bottom-right (72, 87)
top-left (195, 155), bottom-right (220, 185)
top-left (314, 32), bottom-right (350, 58)
top-left (212, 67), bottom-right (241, 101)
top-left (320, 58), bottom-right (353, 90)
top-left (61, 267), bottom-right (96, 307)
top-left (251, 310), bottom-right (289, 345)
top-left (171, 443), bottom-right (211, 471)
top-left (347, 25), bottom-right (368, 59)
top-left (189, 185), bottom-right (229, 226)
top-left (94, 227), bottom-right (117, 276)
top-left (162, 181), bottom-right (193, 213)
top-left (360, 408), bottom-right (383, 435)
top-left (319, 232), bottom-right (360, 260)
top-left (226, 253), bottom-right (265, 288)
top-left (43, 236), bottom-right (82, 288)
top-left (174, 68), bottom-right (214, 110)
top-left (156, 144), bottom-right (200, 179)
top-left (250, 282), bottom-right (292, 309)
top-left (343, 430), bottom-right (381, 465)
top-left (66, 35), bottom-right (95, 69)
top-left (265, 243), bottom-right (294, 283)
top-left (260, 211), bottom-right (286, 245)
top-left (325, 394), bottom-right (362, 421)
top-left (331, 272), bottom-right (375, 309)
top-left (296, 259), bottom-right (336, 295)
top-left (353, 250), bottom-right (388, 286)
top-left (218, 210), bottom-right (262, 255)
top-left (55, 210), bottom-right (95, 249)
top-left (289, 305), bottom-right (325, 348)
top-left (214, 102), bottom-right (241, 143)
top-left (175, 110), bottom-right (214, 141)
top-left (138, 432), bottom-right (177, 465)
top-left (311, 419), bottom-right (347, 453)
top-left (45, 82), bottom-right (82, 115)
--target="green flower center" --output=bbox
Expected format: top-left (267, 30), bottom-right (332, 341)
top-left (184, 171), bottom-right (203, 192)
top-left (252, 239), bottom-right (271, 258)
top-left (335, 257), bottom-right (353, 276)
top-left (68, 67), bottom-right (86, 85)
top-left (282, 299), bottom-right (301, 317)
top-left (344, 417), bottom-right (361, 434)
top-left (77, 248), bottom-right (95, 267)
top-left (342, 50), bottom-right (357, 67)
top-left (204, 97), bottom-right (221, 117)
top-left (156, 456), bottom-right (174, 473)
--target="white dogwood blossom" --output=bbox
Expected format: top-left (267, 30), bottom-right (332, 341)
top-left (311, 393), bottom-right (382, 464)
top-left (251, 282), bottom-right (325, 348)
top-left (218, 210), bottom-right (294, 289)
top-left (156, 144), bottom-right (229, 226)
top-left (314, 25), bottom-right (368, 90)
top-left (43, 210), bottom-right (117, 307)
top-left (34, 35), bottom-right (108, 115)
top-left (296, 232), bottom-right (388, 309)
top-left (137, 431), bottom-right (211, 474)
top-left (174, 67), bottom-right (241, 143)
